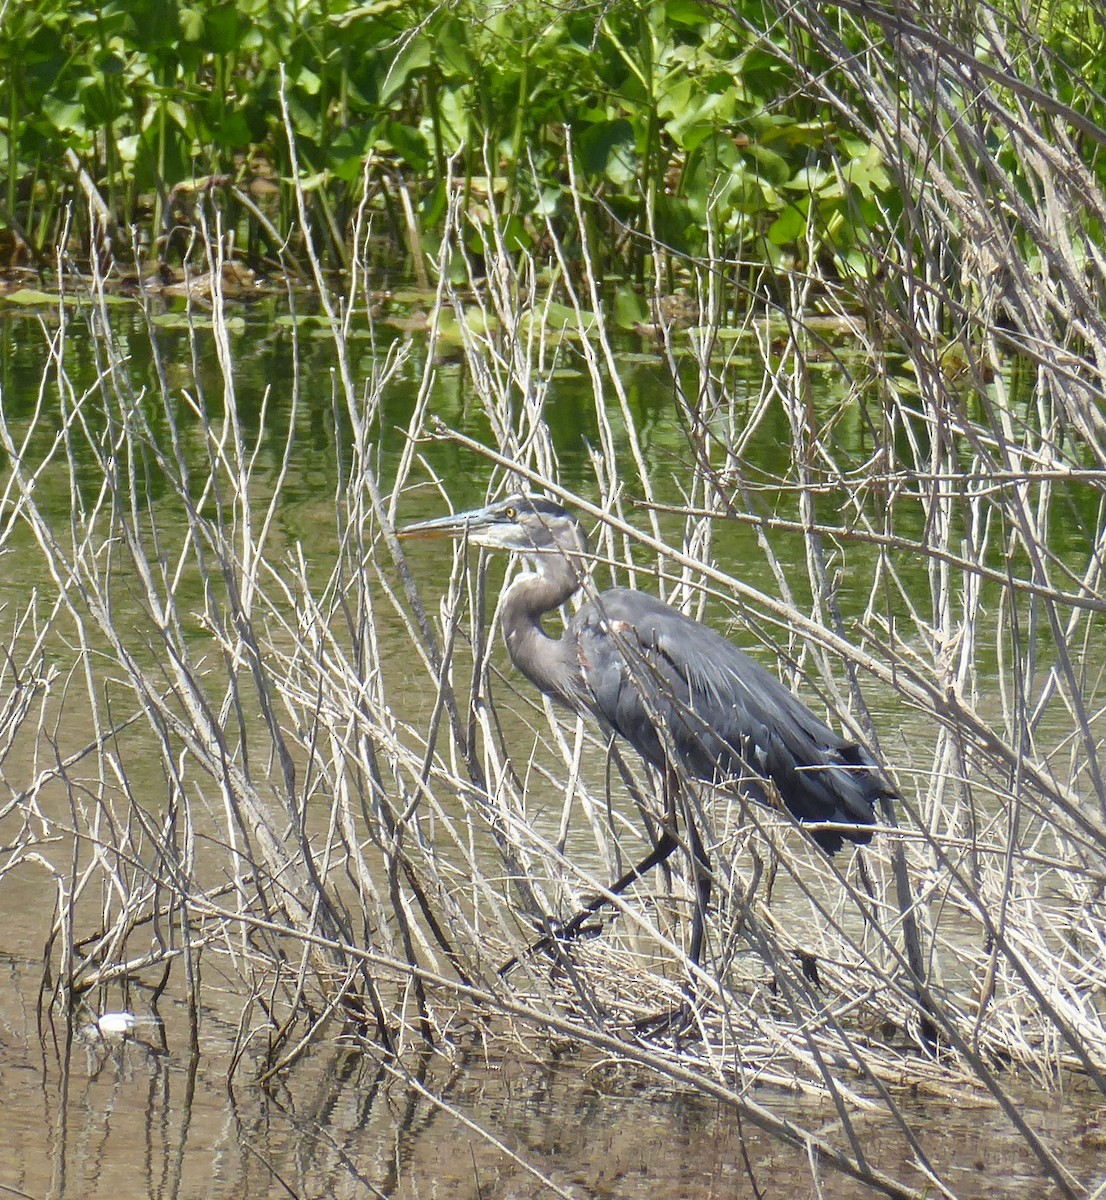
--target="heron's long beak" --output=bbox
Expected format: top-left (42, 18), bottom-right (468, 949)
top-left (396, 506), bottom-right (491, 541)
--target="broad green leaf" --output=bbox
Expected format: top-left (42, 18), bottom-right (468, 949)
top-left (665, 0), bottom-right (711, 28)
top-left (212, 111), bottom-right (253, 149)
top-left (153, 312), bottom-right (246, 331)
top-left (380, 37), bottom-right (432, 105)
top-left (331, 1), bottom-right (408, 28)
top-left (432, 15), bottom-right (474, 79)
top-left (841, 145), bottom-right (890, 199)
top-left (576, 119), bottom-right (636, 185)
top-left (274, 313), bottom-right (331, 328)
top-left (376, 119), bottom-right (429, 173)
top-left (499, 214), bottom-right (532, 252)
top-left (613, 285), bottom-right (648, 330)
top-left (203, 2), bottom-right (244, 53)
top-left (784, 165), bottom-right (833, 193)
top-left (536, 186), bottom-right (561, 216)
top-left (521, 301), bottom-right (596, 335)
top-left (294, 170), bottom-right (329, 192)
top-left (80, 80), bottom-right (124, 125)
top-left (768, 204), bottom-right (807, 245)
top-left (179, 6), bottom-right (204, 41)
top-left (744, 143), bottom-right (790, 186)
top-left (41, 95), bottom-right (85, 135)
top-left (116, 134), bottom-right (140, 164)
top-left (293, 66), bottom-right (322, 97)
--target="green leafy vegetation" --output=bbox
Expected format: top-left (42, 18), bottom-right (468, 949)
top-left (0, 0), bottom-right (900, 278)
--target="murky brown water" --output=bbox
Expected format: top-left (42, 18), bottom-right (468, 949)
top-left (0, 302), bottom-right (1103, 1200)
top-left (3, 931), bottom-right (1101, 1200)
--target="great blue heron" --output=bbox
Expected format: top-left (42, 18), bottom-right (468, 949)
top-left (400, 493), bottom-right (892, 969)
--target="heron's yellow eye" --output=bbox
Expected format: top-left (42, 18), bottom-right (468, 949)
top-left (504, 506), bottom-right (517, 521)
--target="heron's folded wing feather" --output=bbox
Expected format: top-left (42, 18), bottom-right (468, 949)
top-left (575, 589), bottom-right (886, 848)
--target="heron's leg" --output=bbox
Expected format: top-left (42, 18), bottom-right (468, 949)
top-left (557, 764), bottom-right (685, 941)
top-left (498, 830), bottom-right (680, 976)
top-left (570, 773), bottom-right (710, 969)
top-left (685, 811), bottom-right (711, 968)
top-left (630, 783), bottom-right (712, 1041)
top-left (559, 828), bottom-right (680, 939)
top-left (660, 767), bottom-right (711, 969)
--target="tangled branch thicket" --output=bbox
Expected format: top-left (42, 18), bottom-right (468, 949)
top-left (1, 4), bottom-right (1105, 1197)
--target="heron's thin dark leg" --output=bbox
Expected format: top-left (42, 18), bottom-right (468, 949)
top-left (498, 830), bottom-right (679, 976)
top-left (685, 809), bottom-right (711, 969)
top-left (559, 762), bottom-right (684, 940)
top-left (561, 829), bottom-right (680, 938)
top-left (656, 766), bottom-right (712, 970)
top-left (630, 777), bottom-right (712, 1041)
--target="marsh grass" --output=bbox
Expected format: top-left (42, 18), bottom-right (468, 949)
top-left (2, 10), bottom-right (1106, 1197)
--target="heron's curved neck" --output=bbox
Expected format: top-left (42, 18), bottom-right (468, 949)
top-left (500, 551), bottom-right (583, 704)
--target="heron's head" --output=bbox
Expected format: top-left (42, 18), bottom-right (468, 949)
top-left (398, 494), bottom-right (588, 559)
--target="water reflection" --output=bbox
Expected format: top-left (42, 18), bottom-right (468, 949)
top-left (4, 968), bottom-right (1100, 1200)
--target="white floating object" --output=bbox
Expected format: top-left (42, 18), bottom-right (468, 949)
top-left (96, 1011), bottom-right (138, 1035)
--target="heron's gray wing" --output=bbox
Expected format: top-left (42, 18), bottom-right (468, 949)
top-left (573, 589), bottom-right (886, 851)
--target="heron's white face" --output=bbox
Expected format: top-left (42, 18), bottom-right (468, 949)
top-left (474, 528), bottom-right (527, 550)
top-left (465, 517), bottom-right (543, 553)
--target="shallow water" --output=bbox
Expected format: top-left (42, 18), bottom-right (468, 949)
top-left (0, 297), bottom-right (1103, 1199)
top-left (2, 957), bottom-right (1101, 1200)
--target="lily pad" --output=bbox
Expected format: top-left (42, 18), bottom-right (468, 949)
top-left (152, 312), bottom-right (247, 332)
top-left (274, 313), bottom-right (331, 328)
top-left (2, 288), bottom-right (61, 306)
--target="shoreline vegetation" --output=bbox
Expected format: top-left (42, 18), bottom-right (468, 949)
top-left (2, 2), bottom-right (1106, 1197)
top-left (4, 0), bottom-right (902, 281)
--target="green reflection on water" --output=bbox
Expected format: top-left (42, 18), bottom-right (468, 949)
top-left (1, 301), bottom-right (1101, 736)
